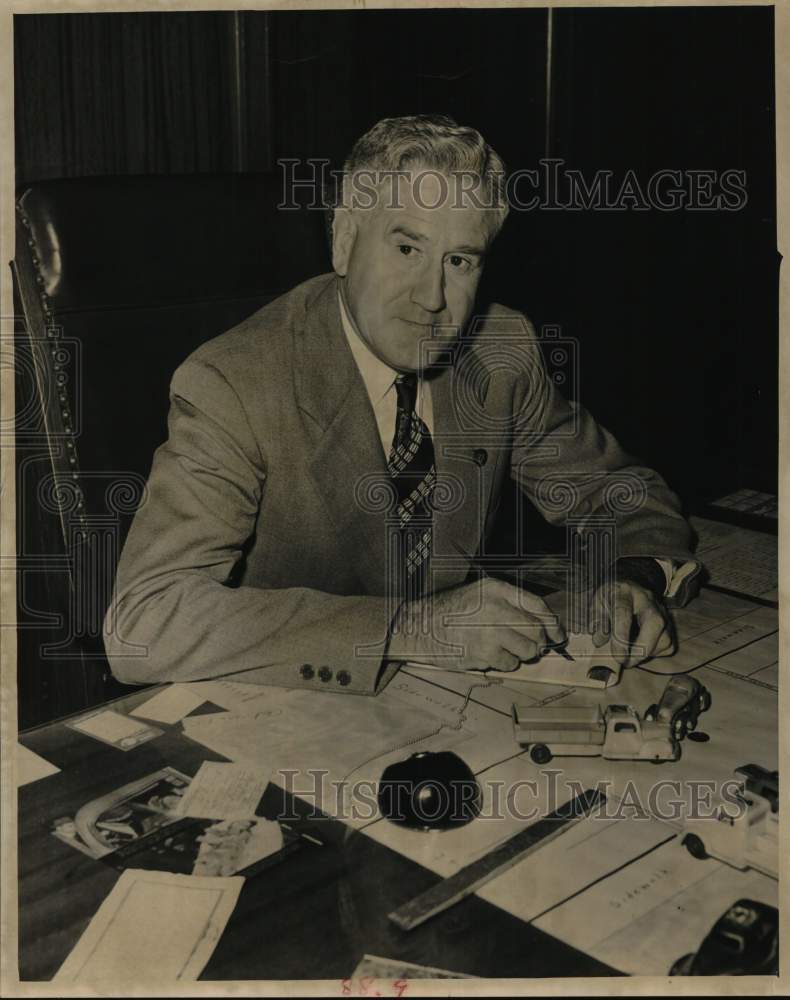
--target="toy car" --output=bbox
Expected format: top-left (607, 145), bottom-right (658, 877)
top-left (669, 899), bottom-right (778, 975)
top-left (512, 702), bottom-right (679, 764)
top-left (681, 764), bottom-right (778, 879)
top-left (644, 675), bottom-right (711, 739)
top-left (734, 764), bottom-right (778, 811)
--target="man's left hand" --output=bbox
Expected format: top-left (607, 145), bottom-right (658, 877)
top-left (590, 580), bottom-right (675, 668)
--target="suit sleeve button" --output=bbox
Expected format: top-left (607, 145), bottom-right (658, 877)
top-left (337, 670), bottom-right (351, 686)
top-left (318, 667), bottom-right (333, 682)
top-left (299, 664), bottom-right (315, 680)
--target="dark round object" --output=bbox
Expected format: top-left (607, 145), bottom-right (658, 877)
top-left (698, 688), bottom-right (712, 712)
top-left (377, 751), bottom-right (481, 831)
top-left (336, 670), bottom-right (351, 686)
top-left (683, 833), bottom-right (708, 860)
top-left (472, 448), bottom-right (488, 466)
top-left (644, 703), bottom-right (658, 722)
top-left (530, 744), bottom-right (552, 765)
top-left (299, 664), bottom-right (315, 680)
top-left (318, 666), bottom-right (333, 682)
top-left (687, 731), bottom-right (710, 743)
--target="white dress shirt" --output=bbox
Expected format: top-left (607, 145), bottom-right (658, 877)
top-left (339, 290), bottom-right (433, 456)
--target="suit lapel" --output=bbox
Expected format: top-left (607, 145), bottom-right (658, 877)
top-left (295, 279), bottom-right (500, 597)
top-left (430, 357), bottom-right (498, 590)
top-left (295, 277), bottom-right (394, 597)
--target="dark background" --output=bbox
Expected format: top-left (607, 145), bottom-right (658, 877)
top-left (15, 5), bottom-right (778, 502)
top-left (13, 7), bottom-right (778, 725)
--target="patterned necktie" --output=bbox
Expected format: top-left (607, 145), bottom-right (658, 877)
top-left (387, 374), bottom-right (436, 600)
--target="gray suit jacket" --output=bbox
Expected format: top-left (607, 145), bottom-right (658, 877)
top-left (105, 273), bottom-right (698, 693)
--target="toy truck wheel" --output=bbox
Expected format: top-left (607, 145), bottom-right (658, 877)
top-left (530, 744), bottom-right (552, 765)
top-left (644, 703), bottom-right (658, 722)
top-left (682, 833), bottom-right (708, 860)
top-left (698, 688), bottom-right (711, 713)
top-left (673, 717), bottom-right (688, 740)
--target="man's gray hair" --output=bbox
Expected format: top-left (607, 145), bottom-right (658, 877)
top-left (339, 114), bottom-right (509, 237)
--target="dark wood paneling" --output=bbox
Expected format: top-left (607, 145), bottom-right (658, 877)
top-left (14, 11), bottom-right (237, 182)
top-left (528, 6), bottom-right (777, 504)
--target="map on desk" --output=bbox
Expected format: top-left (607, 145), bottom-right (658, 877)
top-left (170, 584), bottom-right (778, 977)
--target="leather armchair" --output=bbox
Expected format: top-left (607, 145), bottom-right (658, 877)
top-left (13, 174), bottom-right (330, 725)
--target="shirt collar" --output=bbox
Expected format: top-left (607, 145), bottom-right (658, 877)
top-left (338, 287), bottom-right (399, 405)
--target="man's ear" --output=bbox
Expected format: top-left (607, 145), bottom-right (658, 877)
top-left (331, 207), bottom-right (357, 276)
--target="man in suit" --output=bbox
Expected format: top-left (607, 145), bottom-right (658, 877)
top-left (105, 114), bottom-right (700, 695)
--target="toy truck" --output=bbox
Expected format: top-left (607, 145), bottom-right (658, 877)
top-left (681, 764), bottom-right (778, 879)
top-left (512, 703), bottom-right (679, 764)
top-left (643, 675), bottom-right (711, 740)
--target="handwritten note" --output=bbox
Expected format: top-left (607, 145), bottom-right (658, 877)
top-left (176, 761), bottom-right (270, 820)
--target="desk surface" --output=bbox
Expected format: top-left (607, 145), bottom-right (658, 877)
top-left (17, 584), bottom-right (778, 983)
top-left (17, 685), bottom-right (617, 982)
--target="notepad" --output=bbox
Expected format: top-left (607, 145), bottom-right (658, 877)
top-left (54, 869), bottom-right (243, 982)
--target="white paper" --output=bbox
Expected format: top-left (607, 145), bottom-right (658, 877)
top-left (533, 836), bottom-right (778, 975)
top-left (412, 631), bottom-right (623, 689)
top-left (181, 692), bottom-right (476, 824)
top-left (15, 743), bottom-right (60, 786)
top-left (690, 516), bottom-right (777, 597)
top-left (184, 680), bottom-right (297, 717)
top-left (183, 690), bottom-right (443, 780)
top-left (176, 761), bottom-right (270, 820)
top-left (653, 589), bottom-right (778, 675)
top-left (130, 684), bottom-right (207, 724)
top-left (67, 709), bottom-right (161, 749)
top-left (352, 954), bottom-right (478, 980)
top-left (54, 869), bottom-right (243, 983)
top-left (193, 818), bottom-right (283, 876)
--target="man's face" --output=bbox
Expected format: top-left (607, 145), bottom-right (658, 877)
top-left (333, 171), bottom-right (494, 372)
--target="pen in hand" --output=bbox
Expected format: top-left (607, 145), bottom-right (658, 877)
top-left (539, 641), bottom-right (575, 662)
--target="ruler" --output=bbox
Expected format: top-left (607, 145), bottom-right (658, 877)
top-left (388, 787), bottom-right (605, 931)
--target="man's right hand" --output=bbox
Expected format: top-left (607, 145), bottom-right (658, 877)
top-left (386, 577), bottom-right (566, 672)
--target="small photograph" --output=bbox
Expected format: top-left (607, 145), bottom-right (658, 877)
top-left (51, 766), bottom-right (286, 875)
top-left (51, 815), bottom-right (107, 860)
top-left (51, 767), bottom-right (191, 859)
